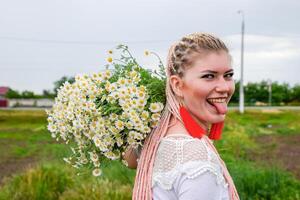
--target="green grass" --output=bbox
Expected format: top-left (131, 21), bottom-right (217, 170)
top-left (227, 157), bottom-right (300, 200)
top-left (0, 110), bottom-right (70, 160)
top-left (0, 109), bottom-right (300, 200)
top-left (0, 164), bottom-right (75, 200)
top-left (0, 162), bottom-right (134, 200)
top-left (226, 109), bottom-right (300, 136)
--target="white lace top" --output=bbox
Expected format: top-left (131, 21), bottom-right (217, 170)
top-left (151, 134), bottom-right (230, 200)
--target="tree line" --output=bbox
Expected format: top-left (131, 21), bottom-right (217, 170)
top-left (5, 76), bottom-right (300, 106)
top-left (5, 76), bottom-right (75, 99)
top-left (230, 81), bottom-right (300, 106)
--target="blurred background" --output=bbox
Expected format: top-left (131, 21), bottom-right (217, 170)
top-left (0, 0), bottom-right (300, 199)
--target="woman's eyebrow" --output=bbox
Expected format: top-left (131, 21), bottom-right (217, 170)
top-left (200, 70), bottom-right (218, 74)
top-left (225, 69), bottom-right (234, 73)
top-left (200, 69), bottom-right (234, 74)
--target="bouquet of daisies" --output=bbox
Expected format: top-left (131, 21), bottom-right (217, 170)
top-left (46, 45), bottom-right (166, 176)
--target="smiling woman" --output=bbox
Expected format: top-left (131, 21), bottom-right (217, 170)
top-left (126, 33), bottom-right (240, 200)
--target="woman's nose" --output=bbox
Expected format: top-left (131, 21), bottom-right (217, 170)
top-left (215, 78), bottom-right (230, 93)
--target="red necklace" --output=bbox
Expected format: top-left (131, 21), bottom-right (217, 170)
top-left (179, 105), bottom-right (224, 140)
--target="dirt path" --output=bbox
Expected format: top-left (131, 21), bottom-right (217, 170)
top-left (252, 134), bottom-right (300, 179)
top-left (0, 139), bottom-right (38, 185)
top-left (0, 157), bottom-right (37, 185)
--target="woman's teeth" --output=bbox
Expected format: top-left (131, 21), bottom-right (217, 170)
top-left (207, 98), bottom-right (227, 103)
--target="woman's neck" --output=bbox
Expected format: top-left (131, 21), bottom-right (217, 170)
top-left (188, 112), bottom-right (210, 133)
top-left (167, 115), bottom-right (210, 136)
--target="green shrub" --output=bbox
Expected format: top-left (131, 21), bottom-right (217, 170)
top-left (100, 160), bottom-right (135, 185)
top-left (59, 179), bottom-right (132, 200)
top-left (226, 159), bottom-right (300, 200)
top-left (0, 164), bottom-right (74, 200)
top-left (216, 124), bottom-right (257, 160)
top-left (0, 162), bottom-right (135, 200)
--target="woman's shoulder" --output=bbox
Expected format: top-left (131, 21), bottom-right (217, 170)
top-left (160, 131), bottom-right (206, 144)
top-left (152, 133), bottom-right (226, 190)
top-left (162, 133), bottom-right (194, 141)
top-left (155, 133), bottom-right (211, 163)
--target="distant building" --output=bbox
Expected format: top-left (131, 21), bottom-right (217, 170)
top-left (0, 86), bottom-right (55, 108)
top-left (9, 98), bottom-right (54, 107)
top-left (0, 86), bottom-right (9, 107)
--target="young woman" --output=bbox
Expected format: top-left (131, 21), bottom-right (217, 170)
top-left (124, 33), bottom-right (240, 200)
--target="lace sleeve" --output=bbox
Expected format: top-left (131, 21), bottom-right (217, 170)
top-left (152, 134), bottom-right (228, 191)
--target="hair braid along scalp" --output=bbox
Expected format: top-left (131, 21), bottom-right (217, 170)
top-left (132, 33), bottom-right (239, 200)
top-left (170, 33), bottom-right (229, 77)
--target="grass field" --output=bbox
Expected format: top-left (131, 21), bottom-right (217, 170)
top-left (0, 109), bottom-right (300, 200)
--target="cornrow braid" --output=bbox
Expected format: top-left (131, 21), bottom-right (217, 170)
top-left (169, 33), bottom-right (228, 77)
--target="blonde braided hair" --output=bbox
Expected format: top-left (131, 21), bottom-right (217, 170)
top-left (132, 33), bottom-right (239, 200)
top-left (170, 33), bottom-right (229, 77)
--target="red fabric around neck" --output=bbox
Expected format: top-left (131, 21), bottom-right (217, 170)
top-left (209, 121), bottom-right (224, 140)
top-left (179, 106), bottom-right (224, 140)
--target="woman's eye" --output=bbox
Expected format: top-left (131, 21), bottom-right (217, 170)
top-left (225, 73), bottom-right (234, 79)
top-left (202, 74), bottom-right (214, 79)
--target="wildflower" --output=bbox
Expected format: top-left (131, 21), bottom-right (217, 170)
top-left (130, 71), bottom-right (138, 78)
top-left (122, 159), bottom-right (128, 167)
top-left (151, 113), bottom-right (161, 121)
top-left (89, 152), bottom-right (99, 162)
top-left (126, 121), bottom-right (134, 129)
top-left (104, 70), bottom-right (112, 79)
top-left (108, 50), bottom-right (113, 54)
top-left (149, 102), bottom-right (164, 113)
top-left (141, 110), bottom-right (149, 120)
top-left (94, 160), bottom-right (100, 167)
top-left (63, 157), bottom-right (71, 164)
top-left (107, 57), bottom-right (113, 63)
top-left (142, 126), bottom-right (151, 133)
top-left (92, 73), bottom-right (98, 79)
top-left (137, 91), bottom-right (146, 99)
top-left (117, 78), bottom-right (126, 86)
top-left (92, 168), bottom-right (102, 176)
top-left (109, 113), bottom-right (118, 121)
top-left (139, 85), bottom-right (146, 92)
top-left (115, 120), bottom-right (124, 130)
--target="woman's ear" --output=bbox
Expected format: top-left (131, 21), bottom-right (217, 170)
top-left (170, 75), bottom-right (184, 98)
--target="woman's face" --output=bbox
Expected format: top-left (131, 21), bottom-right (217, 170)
top-left (171, 50), bottom-right (235, 128)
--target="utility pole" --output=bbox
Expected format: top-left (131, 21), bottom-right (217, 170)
top-left (268, 79), bottom-right (272, 106)
top-left (238, 10), bottom-right (245, 114)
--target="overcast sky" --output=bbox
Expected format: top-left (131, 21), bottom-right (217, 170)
top-left (1, 0), bottom-right (299, 94)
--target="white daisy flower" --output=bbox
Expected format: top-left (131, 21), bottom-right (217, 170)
top-left (93, 160), bottom-right (100, 167)
top-left (89, 152), bottom-right (99, 162)
top-left (151, 113), bottom-right (161, 121)
top-left (141, 111), bottom-right (149, 120)
top-left (122, 159), bottom-right (128, 167)
top-left (109, 113), bottom-right (118, 121)
top-left (126, 121), bottom-right (134, 129)
top-left (92, 168), bottom-right (102, 177)
top-left (149, 102), bottom-right (164, 113)
top-left (117, 78), bottom-right (127, 86)
top-left (115, 120), bottom-right (124, 130)
top-left (141, 126), bottom-right (151, 134)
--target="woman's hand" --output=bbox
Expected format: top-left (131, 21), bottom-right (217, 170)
top-left (122, 146), bottom-right (138, 169)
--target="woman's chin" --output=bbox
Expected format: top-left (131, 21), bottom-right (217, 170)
top-left (208, 113), bottom-right (226, 123)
